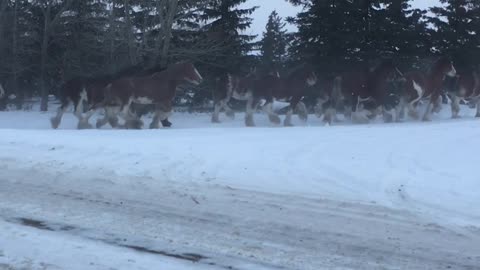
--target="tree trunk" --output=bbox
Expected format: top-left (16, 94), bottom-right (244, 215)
top-left (12, 0), bottom-right (21, 108)
top-left (159, 0), bottom-right (178, 68)
top-left (124, 0), bottom-right (136, 65)
top-left (40, 9), bottom-right (50, 112)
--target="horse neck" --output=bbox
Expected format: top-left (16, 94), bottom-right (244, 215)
top-left (155, 67), bottom-right (183, 83)
top-left (427, 64), bottom-right (447, 92)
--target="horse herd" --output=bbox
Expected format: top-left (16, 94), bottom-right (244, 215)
top-left (4, 56), bottom-right (476, 130)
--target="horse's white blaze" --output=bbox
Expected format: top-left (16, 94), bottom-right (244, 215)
top-left (193, 67), bottom-right (203, 82)
top-left (395, 67), bottom-right (404, 78)
top-left (307, 78), bottom-right (317, 86)
top-left (80, 88), bottom-right (88, 102)
top-left (227, 74), bottom-right (233, 93)
top-left (135, 96), bottom-right (154, 104)
top-left (412, 80), bottom-right (424, 104)
top-left (448, 66), bottom-right (457, 77)
top-left (0, 83), bottom-right (5, 98)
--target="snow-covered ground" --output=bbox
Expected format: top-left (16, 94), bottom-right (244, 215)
top-left (1, 105), bottom-right (480, 269)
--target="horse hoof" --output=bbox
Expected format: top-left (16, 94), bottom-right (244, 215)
top-left (78, 122), bottom-right (93, 130)
top-left (149, 123), bottom-right (160, 129)
top-left (211, 116), bottom-right (221, 123)
top-left (161, 120), bottom-right (172, 127)
top-left (127, 119), bottom-right (143, 129)
top-left (226, 111), bottom-right (235, 119)
top-left (50, 118), bottom-right (60, 129)
top-left (284, 122), bottom-right (294, 127)
top-left (269, 115), bottom-right (281, 125)
top-left (245, 117), bottom-right (255, 127)
top-left (422, 117), bottom-right (432, 122)
top-left (108, 118), bottom-right (119, 128)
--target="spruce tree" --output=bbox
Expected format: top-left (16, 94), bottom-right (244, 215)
top-left (260, 10), bottom-right (287, 75)
top-left (202, 0), bottom-right (258, 74)
top-left (429, 0), bottom-right (480, 68)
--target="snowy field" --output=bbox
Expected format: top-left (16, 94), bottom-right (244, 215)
top-left (1, 104), bottom-right (480, 269)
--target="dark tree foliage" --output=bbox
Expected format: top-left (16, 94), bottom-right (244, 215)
top-left (429, 0), bottom-right (480, 69)
top-left (260, 10), bottom-right (288, 75)
top-left (188, 0), bottom-right (258, 107)
top-left (287, 0), bottom-right (432, 73)
top-left (0, 0), bottom-right (480, 110)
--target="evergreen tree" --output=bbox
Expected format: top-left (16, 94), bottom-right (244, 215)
top-left (288, 0), bottom-right (429, 72)
top-left (202, 0), bottom-right (258, 74)
top-left (371, 1), bottom-right (430, 67)
top-left (260, 10), bottom-right (287, 75)
top-left (429, 0), bottom-right (480, 68)
top-left (288, 0), bottom-right (370, 72)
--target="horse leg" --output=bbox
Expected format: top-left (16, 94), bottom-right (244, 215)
top-left (408, 101), bottom-right (419, 120)
top-left (263, 99), bottom-right (281, 125)
top-left (475, 99), bottom-right (480, 118)
top-left (150, 103), bottom-right (172, 129)
top-left (223, 102), bottom-right (235, 119)
top-left (245, 97), bottom-right (257, 127)
top-left (127, 113), bottom-right (144, 129)
top-left (397, 97), bottom-right (406, 121)
top-left (344, 105), bottom-right (352, 120)
top-left (351, 96), bottom-right (370, 124)
top-left (296, 101), bottom-right (308, 122)
top-left (96, 106), bottom-right (117, 128)
top-left (118, 100), bottom-right (142, 129)
top-left (78, 108), bottom-right (96, 129)
top-left (284, 106), bottom-right (294, 127)
top-left (422, 99), bottom-right (434, 122)
top-left (161, 118), bottom-right (172, 127)
top-left (211, 101), bottom-right (222, 123)
top-left (73, 100), bottom-right (87, 129)
top-left (450, 95), bottom-right (461, 119)
top-left (433, 95), bottom-right (443, 114)
top-left (50, 102), bottom-right (68, 129)
top-left (284, 97), bottom-right (301, 127)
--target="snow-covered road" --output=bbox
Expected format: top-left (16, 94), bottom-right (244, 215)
top-left (1, 165), bottom-right (479, 270)
top-left (1, 110), bottom-right (480, 269)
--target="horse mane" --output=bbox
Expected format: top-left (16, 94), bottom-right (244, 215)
top-left (287, 63), bottom-right (314, 79)
top-left (430, 56), bottom-right (452, 74)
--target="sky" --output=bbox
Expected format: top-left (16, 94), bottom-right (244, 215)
top-left (244, 0), bottom-right (442, 38)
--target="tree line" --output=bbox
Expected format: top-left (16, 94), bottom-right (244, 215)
top-left (0, 0), bottom-right (479, 111)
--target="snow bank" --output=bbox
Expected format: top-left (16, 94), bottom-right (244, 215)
top-left (0, 109), bottom-right (479, 227)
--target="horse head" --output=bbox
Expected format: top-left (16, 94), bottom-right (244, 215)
top-left (172, 62), bottom-right (203, 85)
top-left (290, 64), bottom-right (318, 87)
top-left (434, 56), bottom-right (457, 78)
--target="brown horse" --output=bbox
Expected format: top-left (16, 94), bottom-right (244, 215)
top-left (325, 59), bottom-right (404, 124)
top-left (445, 68), bottom-right (480, 118)
top-left (50, 76), bottom-right (112, 129)
top-left (211, 72), bottom-right (255, 123)
top-left (100, 62), bottom-right (203, 129)
top-left (403, 57), bottom-right (456, 121)
top-left (246, 65), bottom-right (317, 127)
